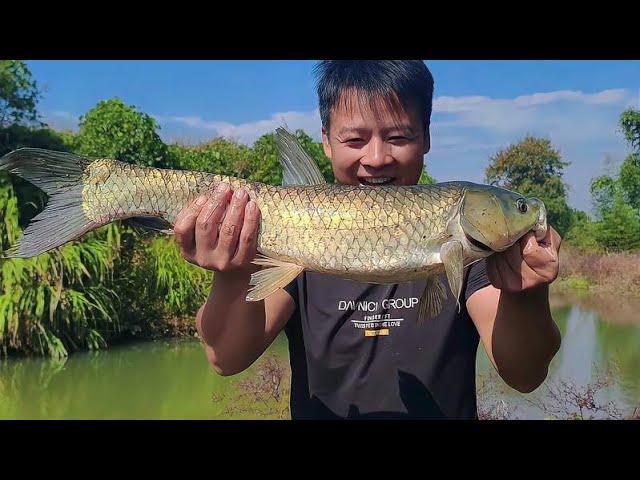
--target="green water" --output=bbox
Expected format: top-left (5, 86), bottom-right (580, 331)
top-left (1, 299), bottom-right (639, 419)
top-left (0, 334), bottom-right (290, 419)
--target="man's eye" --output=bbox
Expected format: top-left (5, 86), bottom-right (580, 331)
top-left (388, 136), bottom-right (410, 144)
top-left (346, 138), bottom-right (365, 144)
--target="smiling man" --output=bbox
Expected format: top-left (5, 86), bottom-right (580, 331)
top-left (175, 60), bottom-right (562, 419)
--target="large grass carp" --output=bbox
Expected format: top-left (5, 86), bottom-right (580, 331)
top-left (0, 129), bottom-right (547, 322)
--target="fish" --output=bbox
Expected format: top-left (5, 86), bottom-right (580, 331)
top-left (0, 128), bottom-right (547, 323)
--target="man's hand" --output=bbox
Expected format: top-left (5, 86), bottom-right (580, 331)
top-left (485, 226), bottom-right (562, 294)
top-left (469, 226), bottom-right (562, 393)
top-left (173, 183), bottom-right (261, 276)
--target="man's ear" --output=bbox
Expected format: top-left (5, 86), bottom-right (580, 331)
top-left (322, 127), bottom-right (332, 158)
top-left (423, 126), bottom-right (431, 155)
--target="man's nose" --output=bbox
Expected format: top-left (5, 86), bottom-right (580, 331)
top-left (361, 137), bottom-right (393, 168)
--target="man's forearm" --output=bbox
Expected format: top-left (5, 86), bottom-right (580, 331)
top-left (491, 285), bottom-right (561, 392)
top-left (196, 268), bottom-right (268, 375)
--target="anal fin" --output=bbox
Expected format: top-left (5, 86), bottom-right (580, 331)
top-left (246, 254), bottom-right (304, 301)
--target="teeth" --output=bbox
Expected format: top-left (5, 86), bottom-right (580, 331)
top-left (360, 177), bottom-right (392, 185)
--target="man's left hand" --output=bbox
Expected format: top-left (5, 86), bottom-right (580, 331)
top-left (486, 226), bottom-right (562, 294)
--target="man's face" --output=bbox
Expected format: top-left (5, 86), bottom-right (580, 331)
top-left (321, 91), bottom-right (430, 187)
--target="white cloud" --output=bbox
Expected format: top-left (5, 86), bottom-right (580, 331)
top-left (51, 110), bottom-right (79, 121)
top-left (433, 89), bottom-right (628, 114)
top-left (154, 110), bottom-right (322, 145)
top-left (432, 89), bottom-right (632, 133)
top-left (44, 110), bottom-right (80, 131)
top-left (514, 89), bottom-right (628, 107)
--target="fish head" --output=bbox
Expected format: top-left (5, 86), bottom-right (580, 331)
top-left (459, 185), bottom-right (547, 253)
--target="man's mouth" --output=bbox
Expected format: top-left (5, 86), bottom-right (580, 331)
top-left (358, 176), bottom-right (395, 186)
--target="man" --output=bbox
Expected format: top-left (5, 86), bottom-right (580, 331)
top-left (174, 60), bottom-right (562, 419)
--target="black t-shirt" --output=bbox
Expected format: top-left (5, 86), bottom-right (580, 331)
top-left (283, 259), bottom-right (491, 419)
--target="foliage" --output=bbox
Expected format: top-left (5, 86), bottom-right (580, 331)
top-left (620, 108), bottom-right (640, 151)
top-left (112, 234), bottom-right (212, 335)
top-left (0, 180), bottom-right (122, 358)
top-left (418, 170), bottom-right (436, 185)
top-left (570, 109), bottom-right (640, 253)
top-left (169, 129), bottom-right (337, 187)
top-left (564, 212), bottom-right (602, 252)
top-left (593, 197), bottom-right (640, 251)
top-left (619, 153), bottom-right (640, 210)
top-left (485, 136), bottom-right (573, 236)
top-left (75, 98), bottom-right (170, 168)
top-left (168, 137), bottom-right (253, 177)
top-left (0, 61), bottom-right (41, 128)
top-left (0, 124), bottom-right (71, 157)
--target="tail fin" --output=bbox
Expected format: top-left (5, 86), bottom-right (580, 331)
top-left (0, 148), bottom-right (102, 259)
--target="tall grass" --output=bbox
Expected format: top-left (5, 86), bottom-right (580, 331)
top-left (1, 177), bottom-right (122, 358)
top-left (112, 232), bottom-right (212, 337)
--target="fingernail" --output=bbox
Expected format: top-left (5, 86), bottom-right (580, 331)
top-left (234, 188), bottom-right (247, 200)
top-left (216, 183), bottom-right (230, 194)
top-left (195, 196), bottom-right (207, 206)
top-left (247, 200), bottom-right (256, 214)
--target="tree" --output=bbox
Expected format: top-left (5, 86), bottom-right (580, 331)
top-left (0, 60), bottom-right (41, 128)
top-left (619, 153), bottom-right (640, 210)
top-left (75, 98), bottom-right (170, 168)
top-left (485, 136), bottom-right (573, 236)
top-left (591, 110), bottom-right (640, 215)
top-left (418, 170), bottom-right (436, 185)
top-left (620, 108), bottom-right (640, 151)
top-left (594, 196), bottom-right (640, 251)
top-left (168, 137), bottom-right (253, 177)
top-left (618, 109), bottom-right (640, 211)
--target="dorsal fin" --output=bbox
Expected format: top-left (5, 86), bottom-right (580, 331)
top-left (275, 127), bottom-right (327, 186)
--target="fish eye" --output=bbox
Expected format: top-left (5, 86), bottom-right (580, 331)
top-left (516, 198), bottom-right (528, 213)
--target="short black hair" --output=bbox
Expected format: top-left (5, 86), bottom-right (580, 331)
top-left (313, 60), bottom-right (434, 132)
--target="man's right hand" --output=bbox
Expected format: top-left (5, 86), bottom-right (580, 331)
top-left (173, 182), bottom-right (261, 274)
top-left (173, 182), bottom-right (292, 377)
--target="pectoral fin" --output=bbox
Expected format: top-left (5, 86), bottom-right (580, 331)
top-left (417, 275), bottom-right (447, 325)
top-left (246, 254), bottom-right (304, 301)
top-left (440, 240), bottom-right (465, 312)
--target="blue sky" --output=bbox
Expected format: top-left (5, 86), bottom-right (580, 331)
top-left (28, 60), bottom-right (640, 213)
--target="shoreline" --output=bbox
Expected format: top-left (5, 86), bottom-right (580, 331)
top-left (556, 245), bottom-right (640, 298)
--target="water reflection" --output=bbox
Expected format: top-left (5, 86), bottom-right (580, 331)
top-left (554, 306), bottom-right (597, 386)
top-left (477, 298), bottom-right (640, 419)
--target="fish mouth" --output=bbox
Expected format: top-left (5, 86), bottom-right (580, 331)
top-left (464, 232), bottom-right (493, 253)
top-left (533, 199), bottom-right (548, 241)
top-left (358, 176), bottom-right (395, 186)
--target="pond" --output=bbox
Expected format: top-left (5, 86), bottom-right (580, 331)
top-left (1, 294), bottom-right (638, 419)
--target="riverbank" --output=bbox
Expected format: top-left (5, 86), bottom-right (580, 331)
top-left (553, 245), bottom-right (640, 298)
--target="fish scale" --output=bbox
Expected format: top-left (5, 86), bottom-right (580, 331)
top-left (242, 183), bottom-right (463, 282)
